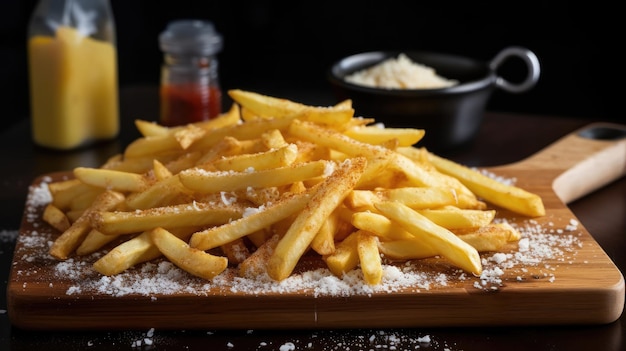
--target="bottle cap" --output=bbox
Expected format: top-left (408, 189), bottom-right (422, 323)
top-left (159, 20), bottom-right (223, 56)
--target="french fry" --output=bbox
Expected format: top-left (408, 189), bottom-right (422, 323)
top-left (124, 134), bottom-right (186, 159)
top-left (150, 227), bottom-right (228, 280)
top-left (49, 190), bottom-right (126, 260)
top-left (239, 234), bottom-right (280, 278)
top-left (379, 223), bottom-right (521, 260)
top-left (220, 238), bottom-right (250, 264)
top-left (350, 211), bottom-right (414, 241)
top-left (135, 119), bottom-right (170, 137)
top-left (48, 179), bottom-right (100, 211)
top-left (424, 149), bottom-right (546, 217)
top-left (267, 157), bottom-right (366, 281)
top-left (377, 239), bottom-right (437, 261)
top-left (345, 187), bottom-right (458, 212)
top-left (125, 106), bottom-right (241, 158)
top-left (344, 125), bottom-right (425, 147)
top-left (211, 144), bottom-right (298, 172)
top-left (375, 201), bottom-right (482, 275)
top-left (42, 204), bottom-right (71, 232)
top-left (93, 227), bottom-right (198, 276)
top-left (417, 207), bottom-right (496, 229)
top-left (287, 119), bottom-right (393, 187)
top-left (124, 174), bottom-right (193, 210)
top-left (310, 209), bottom-right (341, 255)
top-left (172, 123), bottom-right (206, 149)
top-left (190, 190), bottom-right (313, 250)
top-left (179, 160), bottom-right (332, 193)
top-left (357, 231), bottom-right (383, 285)
top-left (73, 167), bottom-right (150, 193)
top-left (75, 229), bottom-right (119, 255)
top-left (68, 187), bottom-right (104, 212)
top-left (323, 231), bottom-right (360, 277)
top-left (152, 159), bottom-right (173, 181)
top-left (228, 89), bottom-right (355, 127)
top-left (189, 115), bottom-right (297, 153)
top-left (91, 202), bottom-right (245, 236)
top-left (453, 222), bottom-right (522, 245)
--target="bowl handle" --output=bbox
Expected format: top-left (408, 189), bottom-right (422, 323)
top-left (489, 46), bottom-right (541, 93)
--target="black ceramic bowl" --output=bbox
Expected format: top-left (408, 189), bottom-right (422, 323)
top-left (328, 47), bottom-right (540, 151)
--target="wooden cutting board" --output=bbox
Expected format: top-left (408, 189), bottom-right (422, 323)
top-left (7, 122), bottom-right (626, 331)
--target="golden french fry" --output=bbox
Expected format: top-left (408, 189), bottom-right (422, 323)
top-left (75, 229), bottom-right (119, 255)
top-left (418, 207), bottom-right (496, 229)
top-left (350, 211), bottom-right (414, 241)
top-left (375, 201), bottom-right (482, 275)
top-left (192, 102), bottom-right (242, 130)
top-left (129, 110), bottom-right (241, 157)
top-left (172, 123), bottom-right (206, 149)
top-left (189, 115), bottom-right (297, 153)
top-left (163, 151), bottom-right (203, 174)
top-left (50, 190), bottom-right (126, 260)
top-left (287, 119), bottom-right (393, 187)
top-left (220, 238), bottom-right (250, 264)
top-left (73, 167), bottom-right (150, 193)
top-left (323, 230), bottom-right (360, 277)
top-left (68, 187), bottom-right (104, 211)
top-left (389, 152), bottom-right (475, 197)
top-left (190, 191), bottom-right (312, 250)
top-left (91, 202), bottom-right (244, 236)
top-left (345, 187), bottom-right (458, 212)
top-left (124, 174), bottom-right (193, 210)
top-left (93, 227), bottom-right (198, 276)
top-left (239, 234), bottom-right (280, 278)
top-left (135, 119), bottom-right (170, 137)
top-left (453, 222), bottom-right (522, 248)
top-left (43, 203), bottom-right (71, 232)
top-left (424, 149), bottom-right (546, 217)
top-left (357, 231), bottom-right (383, 285)
top-left (179, 160), bottom-right (331, 193)
top-left (267, 157), bottom-right (366, 281)
top-left (261, 129), bottom-right (288, 149)
top-left (48, 179), bottom-right (100, 211)
top-left (311, 208), bottom-right (346, 255)
top-left (152, 159), bottom-right (173, 181)
top-left (150, 227), bottom-right (228, 280)
top-left (228, 89), bottom-right (355, 126)
top-left (106, 153), bottom-right (179, 174)
top-left (211, 144), bottom-right (298, 172)
top-left (379, 222), bottom-right (522, 260)
top-left (377, 239), bottom-right (438, 260)
top-left (344, 125), bottom-right (425, 146)
top-left (124, 134), bottom-right (186, 159)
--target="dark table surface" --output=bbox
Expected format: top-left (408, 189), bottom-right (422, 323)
top-left (1, 86), bottom-right (625, 350)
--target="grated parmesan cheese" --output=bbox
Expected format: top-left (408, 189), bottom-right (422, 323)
top-left (345, 53), bottom-right (458, 90)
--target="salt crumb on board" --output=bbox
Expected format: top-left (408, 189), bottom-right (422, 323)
top-left (14, 172), bottom-right (584, 300)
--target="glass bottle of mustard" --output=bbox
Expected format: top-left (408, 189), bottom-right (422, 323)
top-left (27, 0), bottom-right (119, 150)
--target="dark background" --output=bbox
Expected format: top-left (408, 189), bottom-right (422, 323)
top-left (1, 0), bottom-right (622, 133)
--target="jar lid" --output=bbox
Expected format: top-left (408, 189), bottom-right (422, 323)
top-left (159, 20), bottom-right (223, 56)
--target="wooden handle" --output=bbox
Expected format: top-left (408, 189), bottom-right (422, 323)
top-left (512, 122), bottom-right (626, 204)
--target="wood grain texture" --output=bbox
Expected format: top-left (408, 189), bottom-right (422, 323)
top-left (7, 123), bottom-right (626, 331)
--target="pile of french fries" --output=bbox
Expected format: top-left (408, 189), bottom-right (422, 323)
top-left (42, 89), bottom-right (545, 285)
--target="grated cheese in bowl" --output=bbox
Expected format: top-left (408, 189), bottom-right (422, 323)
top-left (344, 53), bottom-right (458, 90)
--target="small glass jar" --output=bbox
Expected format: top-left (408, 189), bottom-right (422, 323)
top-left (159, 20), bottom-right (223, 127)
top-left (27, 0), bottom-right (119, 150)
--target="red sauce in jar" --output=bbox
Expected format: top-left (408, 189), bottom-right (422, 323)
top-left (160, 83), bottom-right (222, 126)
